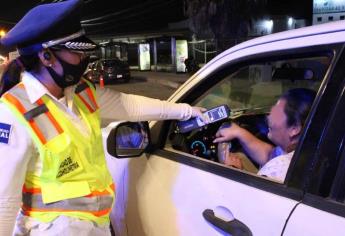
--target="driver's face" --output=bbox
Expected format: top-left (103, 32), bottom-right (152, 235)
top-left (266, 99), bottom-right (290, 150)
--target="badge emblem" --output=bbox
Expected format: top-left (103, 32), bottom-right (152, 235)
top-left (0, 123), bottom-right (12, 144)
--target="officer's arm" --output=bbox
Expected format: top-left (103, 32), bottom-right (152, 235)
top-left (0, 103), bottom-right (32, 235)
top-left (96, 87), bottom-right (195, 125)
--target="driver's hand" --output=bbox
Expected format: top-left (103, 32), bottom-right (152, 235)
top-left (224, 153), bottom-right (243, 169)
top-left (191, 106), bottom-right (210, 123)
top-left (213, 123), bottom-right (241, 143)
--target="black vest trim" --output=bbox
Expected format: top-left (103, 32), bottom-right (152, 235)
top-left (24, 104), bottom-right (49, 121)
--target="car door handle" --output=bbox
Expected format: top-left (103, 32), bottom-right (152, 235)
top-left (203, 208), bottom-right (252, 236)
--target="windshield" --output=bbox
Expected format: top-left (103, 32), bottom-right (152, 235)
top-left (102, 59), bottom-right (121, 67)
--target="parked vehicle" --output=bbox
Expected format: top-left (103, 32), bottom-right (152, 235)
top-left (104, 21), bottom-right (345, 236)
top-left (85, 58), bottom-right (130, 83)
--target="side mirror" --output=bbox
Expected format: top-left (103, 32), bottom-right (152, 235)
top-left (106, 121), bottom-right (150, 158)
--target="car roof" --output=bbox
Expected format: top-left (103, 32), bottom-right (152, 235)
top-left (168, 21), bottom-right (345, 103)
top-left (215, 20), bottom-right (345, 61)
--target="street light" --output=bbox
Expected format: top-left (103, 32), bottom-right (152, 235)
top-left (0, 30), bottom-right (6, 38)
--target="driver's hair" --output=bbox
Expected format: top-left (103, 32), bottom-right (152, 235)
top-left (280, 88), bottom-right (316, 128)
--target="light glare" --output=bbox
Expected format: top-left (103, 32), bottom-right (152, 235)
top-left (288, 17), bottom-right (293, 26)
top-left (264, 20), bottom-right (273, 30)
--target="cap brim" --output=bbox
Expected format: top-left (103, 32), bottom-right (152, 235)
top-left (50, 35), bottom-right (98, 52)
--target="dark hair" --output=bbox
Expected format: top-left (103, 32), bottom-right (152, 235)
top-left (280, 88), bottom-right (316, 128)
top-left (0, 54), bottom-right (40, 96)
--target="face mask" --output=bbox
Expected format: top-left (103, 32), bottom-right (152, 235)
top-left (46, 53), bottom-right (89, 89)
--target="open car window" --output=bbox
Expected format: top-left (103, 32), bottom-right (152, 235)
top-left (166, 55), bottom-right (331, 183)
top-left (195, 57), bottom-right (327, 111)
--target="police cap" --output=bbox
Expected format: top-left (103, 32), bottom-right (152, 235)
top-left (1, 0), bottom-right (97, 55)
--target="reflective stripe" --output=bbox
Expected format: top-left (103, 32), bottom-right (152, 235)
top-left (2, 83), bottom-right (63, 144)
top-left (86, 183), bottom-right (115, 197)
top-left (22, 185), bottom-right (114, 217)
top-left (22, 193), bottom-right (113, 216)
top-left (3, 92), bottom-right (47, 143)
top-left (3, 86), bottom-right (33, 113)
top-left (30, 112), bottom-right (61, 144)
top-left (22, 185), bottom-right (41, 194)
top-left (22, 206), bottom-right (111, 217)
top-left (37, 98), bottom-right (63, 134)
top-left (85, 87), bottom-right (98, 110)
top-left (75, 83), bottom-right (98, 113)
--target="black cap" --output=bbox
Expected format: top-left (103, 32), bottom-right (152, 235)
top-left (1, 0), bottom-right (97, 55)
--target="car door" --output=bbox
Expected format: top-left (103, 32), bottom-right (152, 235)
top-left (283, 52), bottom-right (345, 234)
top-left (107, 42), bottom-right (344, 236)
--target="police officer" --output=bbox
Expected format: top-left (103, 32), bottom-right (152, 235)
top-left (0, 0), bottom-right (205, 235)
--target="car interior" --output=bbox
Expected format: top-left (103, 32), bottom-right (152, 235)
top-left (166, 55), bottom-right (332, 181)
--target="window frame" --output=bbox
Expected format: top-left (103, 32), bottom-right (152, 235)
top-left (296, 47), bottom-right (345, 218)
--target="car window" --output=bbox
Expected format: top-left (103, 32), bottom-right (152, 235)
top-left (102, 59), bottom-right (120, 67)
top-left (166, 55), bottom-right (331, 183)
top-left (194, 58), bottom-right (326, 111)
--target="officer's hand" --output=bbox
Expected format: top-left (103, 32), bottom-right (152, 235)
top-left (191, 106), bottom-right (210, 123)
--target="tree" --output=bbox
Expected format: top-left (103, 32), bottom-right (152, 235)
top-left (184, 0), bottom-right (267, 51)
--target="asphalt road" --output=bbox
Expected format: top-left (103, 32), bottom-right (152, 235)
top-left (105, 71), bottom-right (189, 100)
top-left (0, 69), bottom-right (189, 100)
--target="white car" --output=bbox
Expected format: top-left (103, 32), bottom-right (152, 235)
top-left (104, 20), bottom-right (345, 236)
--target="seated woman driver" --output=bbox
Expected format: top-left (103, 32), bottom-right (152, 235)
top-left (213, 88), bottom-right (316, 182)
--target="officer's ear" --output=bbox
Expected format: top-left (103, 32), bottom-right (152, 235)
top-left (38, 50), bottom-right (54, 67)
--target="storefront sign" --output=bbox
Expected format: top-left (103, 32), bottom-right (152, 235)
top-left (313, 0), bottom-right (345, 14)
top-left (176, 40), bottom-right (188, 73)
top-left (139, 44), bottom-right (150, 71)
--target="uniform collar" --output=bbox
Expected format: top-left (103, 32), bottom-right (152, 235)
top-left (21, 71), bottom-right (51, 104)
top-left (21, 71), bottom-right (77, 108)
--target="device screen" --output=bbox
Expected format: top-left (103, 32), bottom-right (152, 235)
top-left (208, 106), bottom-right (227, 121)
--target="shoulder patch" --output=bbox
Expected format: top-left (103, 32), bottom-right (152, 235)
top-left (0, 123), bottom-right (12, 144)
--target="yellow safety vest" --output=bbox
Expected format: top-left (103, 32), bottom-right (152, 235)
top-left (1, 79), bottom-right (114, 225)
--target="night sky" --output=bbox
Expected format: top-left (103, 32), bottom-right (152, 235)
top-left (267, 0), bottom-right (313, 20)
top-left (0, 0), bottom-right (186, 36)
top-left (0, 0), bottom-right (314, 35)
top-left (81, 0), bottom-right (185, 36)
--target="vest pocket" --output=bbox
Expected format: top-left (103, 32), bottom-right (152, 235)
top-left (41, 180), bottom-right (91, 204)
top-left (42, 134), bottom-right (86, 182)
